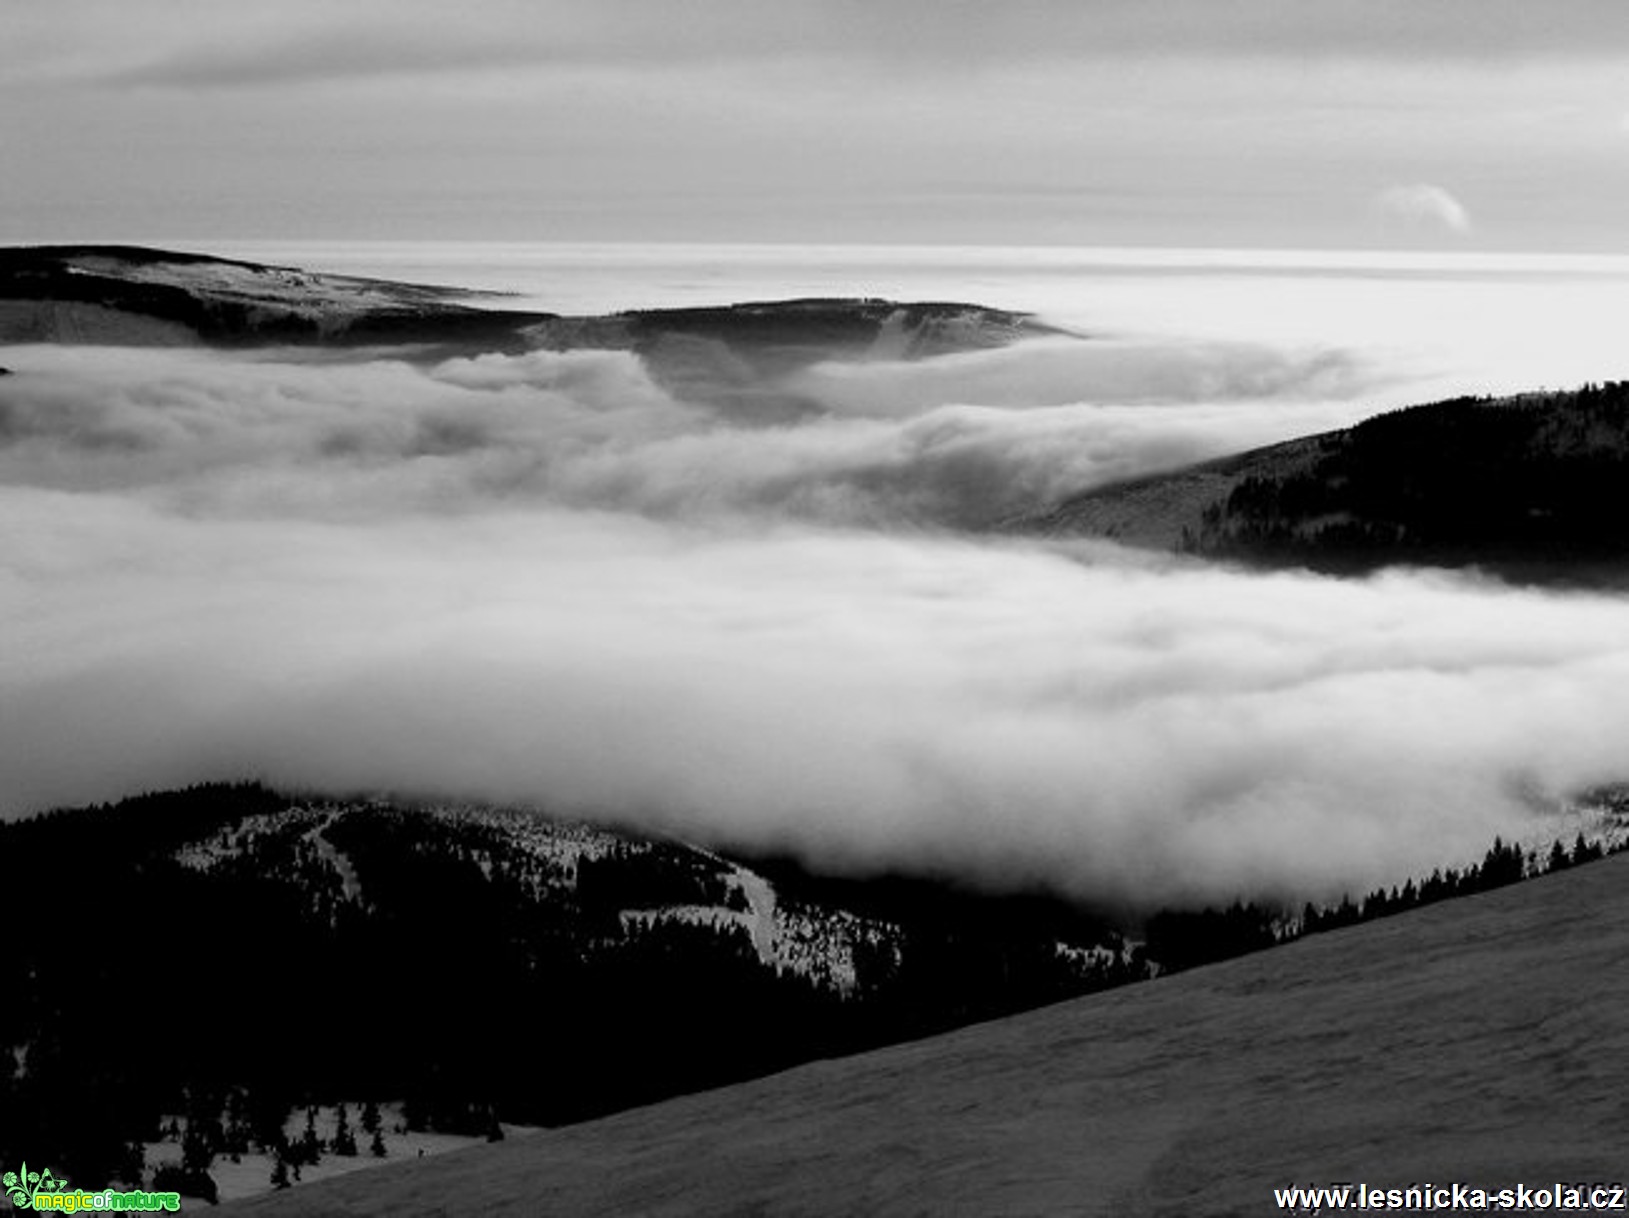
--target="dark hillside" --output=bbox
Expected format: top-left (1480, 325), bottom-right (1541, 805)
top-left (222, 850), bottom-right (1629, 1217)
top-left (0, 785), bottom-right (1136, 1191)
top-left (1022, 382), bottom-right (1629, 584)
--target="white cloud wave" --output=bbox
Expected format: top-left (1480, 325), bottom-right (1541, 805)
top-left (1375, 182), bottom-right (1472, 234)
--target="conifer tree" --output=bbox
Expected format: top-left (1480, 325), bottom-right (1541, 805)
top-left (299, 1107), bottom-right (322, 1164)
top-left (332, 1103), bottom-right (358, 1156)
top-left (181, 1121), bottom-right (214, 1176)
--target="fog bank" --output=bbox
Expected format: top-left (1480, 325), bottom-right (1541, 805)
top-left (3, 334), bottom-right (1623, 908)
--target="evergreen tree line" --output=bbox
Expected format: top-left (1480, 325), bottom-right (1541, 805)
top-left (3, 783), bottom-right (1616, 1198)
top-left (1184, 382), bottom-right (1629, 576)
top-left (1144, 829), bottom-right (1620, 974)
top-left (0, 785), bottom-right (1137, 1194)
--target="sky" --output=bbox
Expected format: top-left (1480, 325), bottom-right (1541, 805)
top-left (5, 0), bottom-right (1629, 249)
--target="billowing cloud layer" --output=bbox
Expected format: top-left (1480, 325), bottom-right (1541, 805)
top-left (0, 342), bottom-right (1382, 526)
top-left (3, 335), bottom-right (1625, 911)
top-left (1376, 183), bottom-right (1472, 235)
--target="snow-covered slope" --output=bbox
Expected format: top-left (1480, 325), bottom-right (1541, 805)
top-left (172, 799), bottom-right (929, 994)
top-left (1, 782), bottom-right (1148, 1205)
top-left (0, 245), bottom-right (533, 346)
top-left (220, 849), bottom-right (1629, 1218)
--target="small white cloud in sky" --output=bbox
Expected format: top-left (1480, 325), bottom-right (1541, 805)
top-left (1375, 182), bottom-right (1471, 234)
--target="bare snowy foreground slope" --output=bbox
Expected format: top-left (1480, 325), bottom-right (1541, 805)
top-left (222, 853), bottom-right (1629, 1217)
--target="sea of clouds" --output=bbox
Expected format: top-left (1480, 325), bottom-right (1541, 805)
top-left (4, 283), bottom-right (1628, 910)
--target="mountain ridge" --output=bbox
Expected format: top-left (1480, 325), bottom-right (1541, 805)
top-left (1014, 382), bottom-right (1629, 585)
top-left (216, 847), bottom-right (1629, 1216)
top-left (0, 783), bottom-right (1143, 1198)
top-left (0, 245), bottom-right (1055, 358)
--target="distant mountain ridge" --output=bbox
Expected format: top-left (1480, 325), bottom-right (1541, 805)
top-left (0, 244), bottom-right (537, 347)
top-left (0, 245), bottom-right (1061, 423)
top-left (1016, 382), bottom-right (1629, 584)
top-left (0, 245), bottom-right (1053, 359)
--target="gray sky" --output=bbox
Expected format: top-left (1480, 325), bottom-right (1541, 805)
top-left (5, 0), bottom-right (1629, 249)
